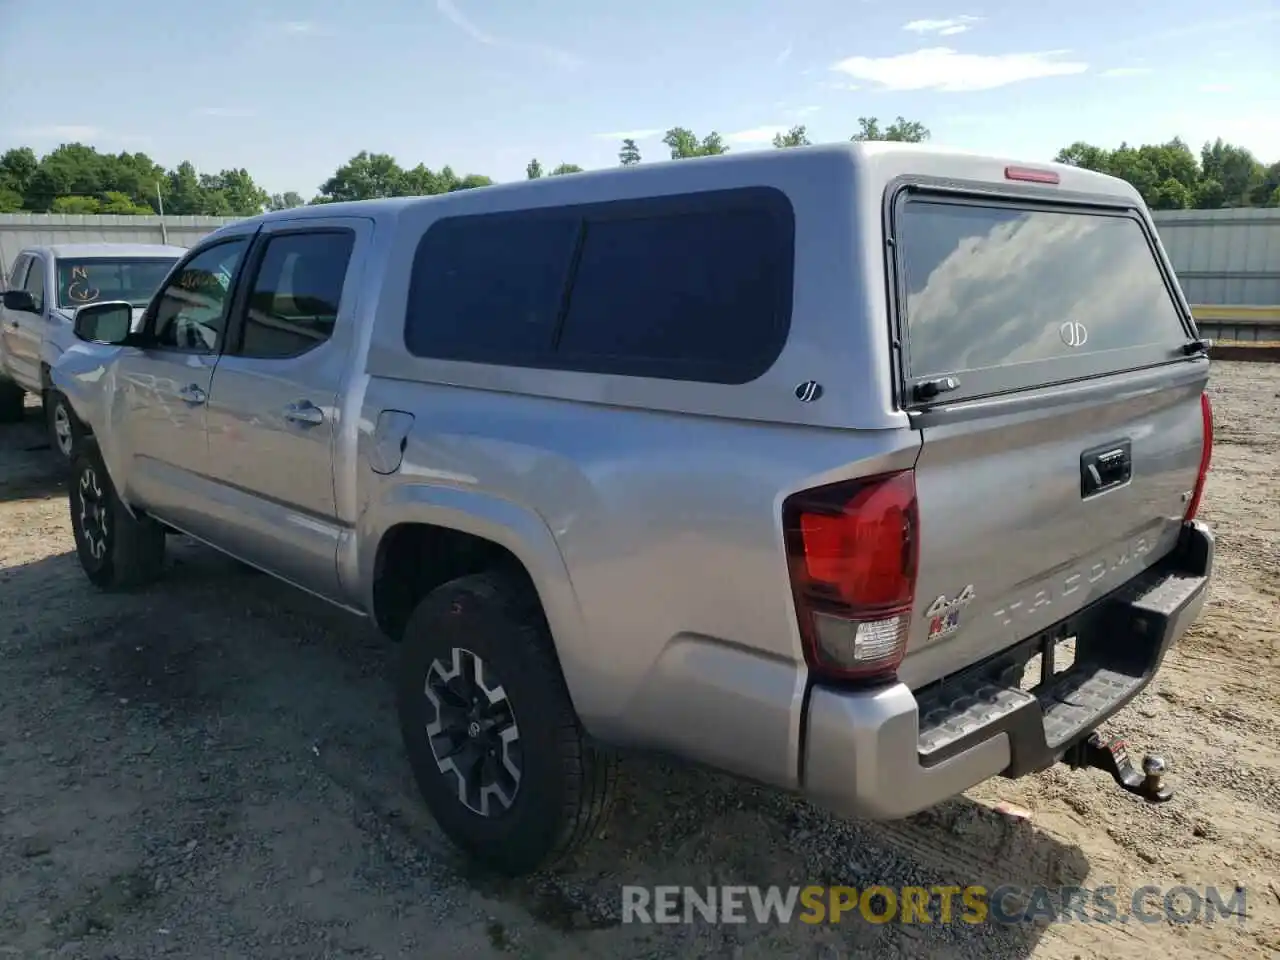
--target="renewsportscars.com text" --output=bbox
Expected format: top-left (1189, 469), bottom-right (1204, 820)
top-left (621, 884), bottom-right (1248, 926)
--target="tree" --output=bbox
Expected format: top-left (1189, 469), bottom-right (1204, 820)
top-left (2, 126), bottom-right (1276, 219)
top-left (315, 151), bottom-right (405, 203)
top-left (1053, 135), bottom-right (1269, 211)
top-left (0, 147), bottom-right (39, 198)
top-left (851, 116), bottom-right (930, 143)
top-left (772, 126), bottom-right (811, 149)
top-left (662, 128), bottom-right (729, 159)
top-left (164, 161), bottom-right (205, 215)
top-left (100, 191), bottom-right (154, 215)
top-left (1200, 139), bottom-right (1264, 207)
top-left (268, 191), bottom-right (306, 211)
top-left (50, 196), bottom-right (102, 214)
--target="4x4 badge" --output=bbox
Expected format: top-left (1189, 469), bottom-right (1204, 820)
top-left (925, 585), bottom-right (976, 642)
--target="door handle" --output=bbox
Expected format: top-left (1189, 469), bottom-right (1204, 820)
top-left (178, 384), bottom-right (207, 405)
top-left (283, 400), bottom-right (325, 426)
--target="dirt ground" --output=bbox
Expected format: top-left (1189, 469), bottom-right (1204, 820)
top-left (1, 362), bottom-right (1276, 960)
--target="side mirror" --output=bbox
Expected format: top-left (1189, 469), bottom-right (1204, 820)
top-left (74, 300), bottom-right (134, 345)
top-left (2, 290), bottom-right (36, 313)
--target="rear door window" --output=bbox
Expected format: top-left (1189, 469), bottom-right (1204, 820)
top-left (405, 212), bottom-right (580, 362)
top-left (896, 197), bottom-right (1191, 402)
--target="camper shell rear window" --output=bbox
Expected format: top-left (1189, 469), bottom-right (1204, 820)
top-left (892, 192), bottom-right (1194, 405)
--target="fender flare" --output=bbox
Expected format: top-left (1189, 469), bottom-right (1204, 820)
top-left (355, 483), bottom-right (596, 717)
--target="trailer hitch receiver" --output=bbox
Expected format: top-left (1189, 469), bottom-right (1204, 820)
top-left (1064, 732), bottom-right (1173, 802)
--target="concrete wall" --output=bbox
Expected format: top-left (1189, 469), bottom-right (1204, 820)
top-left (1151, 208), bottom-right (1280, 307)
top-left (0, 214), bottom-right (239, 287)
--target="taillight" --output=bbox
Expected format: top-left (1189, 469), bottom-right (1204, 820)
top-left (782, 470), bottom-right (919, 683)
top-left (1184, 391), bottom-right (1214, 522)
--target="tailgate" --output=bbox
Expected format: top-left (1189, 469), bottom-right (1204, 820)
top-left (889, 190), bottom-right (1209, 690)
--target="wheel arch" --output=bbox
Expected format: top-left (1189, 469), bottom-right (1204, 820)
top-left (360, 484), bottom-right (595, 720)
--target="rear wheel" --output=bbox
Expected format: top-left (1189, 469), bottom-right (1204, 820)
top-left (396, 571), bottom-right (617, 875)
top-left (70, 448), bottom-right (166, 591)
top-left (0, 379), bottom-right (24, 424)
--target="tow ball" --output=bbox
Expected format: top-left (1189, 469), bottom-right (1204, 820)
top-left (1064, 732), bottom-right (1173, 802)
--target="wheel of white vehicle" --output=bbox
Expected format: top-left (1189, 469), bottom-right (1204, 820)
top-left (0, 379), bottom-right (24, 424)
top-left (69, 448), bottom-right (166, 591)
top-left (46, 390), bottom-right (84, 461)
top-left (396, 571), bottom-right (618, 876)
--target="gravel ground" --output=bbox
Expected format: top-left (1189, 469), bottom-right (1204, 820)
top-left (1, 361), bottom-right (1276, 960)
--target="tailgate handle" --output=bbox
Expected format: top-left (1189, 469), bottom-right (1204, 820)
top-left (1081, 440), bottom-right (1132, 498)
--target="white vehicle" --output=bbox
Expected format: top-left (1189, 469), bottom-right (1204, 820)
top-left (0, 243), bottom-right (185, 457)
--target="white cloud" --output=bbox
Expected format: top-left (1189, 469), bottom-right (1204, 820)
top-left (903, 15), bottom-right (983, 36)
top-left (831, 47), bottom-right (1088, 92)
top-left (823, 80), bottom-right (862, 92)
top-left (195, 107), bottom-right (255, 118)
top-left (796, 105), bottom-right (822, 117)
top-left (592, 129), bottom-right (663, 141)
top-left (1100, 66), bottom-right (1152, 77)
top-left (1199, 82), bottom-right (1233, 93)
top-left (776, 43), bottom-right (793, 65)
top-left (436, 0), bottom-right (582, 69)
top-left (280, 20), bottom-right (318, 34)
top-left (726, 125), bottom-right (791, 145)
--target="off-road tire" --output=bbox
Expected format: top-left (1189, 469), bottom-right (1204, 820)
top-left (397, 571), bottom-right (618, 876)
top-left (0, 379), bottom-right (24, 424)
top-left (69, 446), bottom-right (166, 591)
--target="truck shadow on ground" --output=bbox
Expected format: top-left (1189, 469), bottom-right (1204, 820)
top-left (0, 405), bottom-right (67, 502)
top-left (1, 539), bottom-right (1091, 957)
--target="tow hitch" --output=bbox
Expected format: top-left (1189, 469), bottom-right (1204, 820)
top-left (1065, 732), bottom-right (1173, 802)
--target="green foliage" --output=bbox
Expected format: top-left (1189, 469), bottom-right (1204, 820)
top-left (314, 151), bottom-right (492, 202)
top-left (268, 191), bottom-right (305, 211)
top-left (1054, 136), bottom-right (1272, 210)
top-left (772, 126), bottom-right (811, 149)
top-left (662, 128), bottom-right (729, 159)
top-left (2, 121), bottom-right (1275, 217)
top-left (851, 116), bottom-right (930, 143)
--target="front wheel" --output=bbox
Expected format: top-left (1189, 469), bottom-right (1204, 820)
top-left (69, 449), bottom-right (166, 591)
top-left (396, 571), bottom-right (618, 875)
top-left (46, 390), bottom-right (85, 461)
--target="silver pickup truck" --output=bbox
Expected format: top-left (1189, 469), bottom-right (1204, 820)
top-left (53, 143), bottom-right (1215, 876)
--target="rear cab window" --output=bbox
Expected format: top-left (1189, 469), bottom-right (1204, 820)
top-left (892, 194), bottom-right (1194, 405)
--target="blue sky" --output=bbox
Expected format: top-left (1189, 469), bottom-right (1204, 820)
top-left (2, 0), bottom-right (1277, 196)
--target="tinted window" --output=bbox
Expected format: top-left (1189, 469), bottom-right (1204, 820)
top-left (898, 200), bottom-right (1187, 382)
top-left (56, 258), bottom-right (178, 308)
top-left (403, 188), bottom-right (795, 383)
top-left (152, 239), bottom-right (249, 353)
top-left (239, 231), bottom-right (355, 358)
top-left (24, 257), bottom-right (45, 311)
top-left (558, 202), bottom-right (792, 380)
top-left (405, 213), bottom-right (579, 360)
